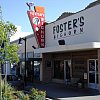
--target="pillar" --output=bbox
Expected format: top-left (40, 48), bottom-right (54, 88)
top-left (98, 49), bottom-right (100, 93)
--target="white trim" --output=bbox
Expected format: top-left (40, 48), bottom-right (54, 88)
top-left (34, 42), bottom-right (100, 53)
top-left (40, 61), bottom-right (43, 81)
top-left (64, 60), bottom-right (72, 83)
top-left (88, 59), bottom-right (99, 89)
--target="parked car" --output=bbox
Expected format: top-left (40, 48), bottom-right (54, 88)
top-left (1, 74), bottom-right (25, 90)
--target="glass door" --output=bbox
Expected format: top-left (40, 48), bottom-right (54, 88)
top-left (88, 59), bottom-right (98, 89)
top-left (53, 60), bottom-right (64, 80)
top-left (64, 60), bottom-right (71, 84)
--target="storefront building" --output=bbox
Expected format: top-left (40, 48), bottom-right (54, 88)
top-left (35, 4), bottom-right (100, 91)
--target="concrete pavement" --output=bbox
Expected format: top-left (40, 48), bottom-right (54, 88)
top-left (57, 95), bottom-right (100, 100)
top-left (25, 81), bottom-right (100, 100)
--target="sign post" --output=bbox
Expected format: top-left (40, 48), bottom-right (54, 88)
top-left (27, 3), bottom-right (45, 48)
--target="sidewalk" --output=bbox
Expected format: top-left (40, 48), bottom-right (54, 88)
top-left (57, 95), bottom-right (100, 100)
top-left (25, 81), bottom-right (100, 100)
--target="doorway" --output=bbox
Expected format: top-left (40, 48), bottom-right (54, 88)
top-left (53, 60), bottom-right (64, 80)
top-left (88, 59), bottom-right (98, 89)
top-left (64, 60), bottom-right (71, 84)
top-left (34, 61), bottom-right (40, 81)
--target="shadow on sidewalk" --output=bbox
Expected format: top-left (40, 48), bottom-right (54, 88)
top-left (24, 81), bottom-right (100, 99)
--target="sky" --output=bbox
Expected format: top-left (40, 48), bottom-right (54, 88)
top-left (0, 0), bottom-right (96, 32)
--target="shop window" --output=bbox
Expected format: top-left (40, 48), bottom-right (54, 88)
top-left (34, 61), bottom-right (40, 81)
top-left (20, 61), bottom-right (25, 76)
top-left (22, 53), bottom-right (25, 59)
top-left (73, 58), bottom-right (85, 77)
top-left (11, 64), bottom-right (16, 75)
top-left (27, 52), bottom-right (33, 58)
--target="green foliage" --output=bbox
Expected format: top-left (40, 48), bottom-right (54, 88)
top-left (29, 88), bottom-right (46, 100)
top-left (0, 80), bottom-right (17, 100)
top-left (16, 91), bottom-right (29, 100)
top-left (0, 80), bottom-right (46, 100)
top-left (0, 19), bottom-right (19, 64)
top-left (0, 80), bottom-right (29, 100)
top-left (0, 6), bottom-right (19, 98)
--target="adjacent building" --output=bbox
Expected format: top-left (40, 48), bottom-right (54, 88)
top-left (2, 26), bottom-right (42, 82)
top-left (10, 27), bottom-right (42, 82)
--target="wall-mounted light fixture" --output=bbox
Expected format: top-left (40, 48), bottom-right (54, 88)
top-left (58, 40), bottom-right (65, 45)
top-left (32, 45), bottom-right (36, 49)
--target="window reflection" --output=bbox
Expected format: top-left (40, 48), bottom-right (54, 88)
top-left (89, 61), bottom-right (95, 71)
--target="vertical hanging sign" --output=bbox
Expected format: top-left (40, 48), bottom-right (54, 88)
top-left (27, 3), bottom-right (45, 48)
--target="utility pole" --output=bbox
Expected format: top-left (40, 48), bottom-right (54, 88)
top-left (19, 37), bottom-right (27, 86)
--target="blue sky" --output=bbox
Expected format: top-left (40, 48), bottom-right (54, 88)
top-left (0, 0), bottom-right (96, 32)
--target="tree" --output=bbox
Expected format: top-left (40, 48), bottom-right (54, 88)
top-left (0, 6), bottom-right (19, 97)
top-left (0, 21), bottom-right (19, 63)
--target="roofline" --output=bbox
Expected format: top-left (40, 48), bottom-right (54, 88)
top-left (10, 33), bottom-right (34, 43)
top-left (34, 42), bottom-right (100, 53)
top-left (46, 4), bottom-right (100, 25)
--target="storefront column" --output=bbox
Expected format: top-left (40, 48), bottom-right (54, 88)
top-left (98, 49), bottom-right (100, 93)
top-left (40, 61), bottom-right (43, 81)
